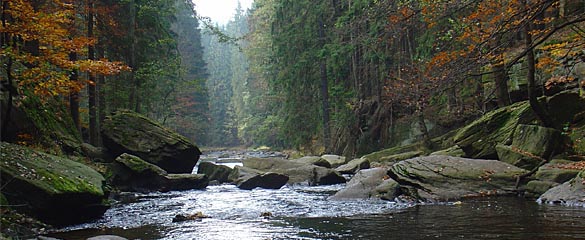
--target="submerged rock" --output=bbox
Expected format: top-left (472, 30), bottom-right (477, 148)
top-left (0, 142), bottom-right (108, 225)
top-left (388, 155), bottom-right (527, 201)
top-left (538, 171), bottom-right (585, 207)
top-left (86, 235), bottom-right (128, 240)
top-left (102, 110), bottom-right (201, 173)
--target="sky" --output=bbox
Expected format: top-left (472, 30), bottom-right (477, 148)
top-left (192, 0), bottom-right (254, 25)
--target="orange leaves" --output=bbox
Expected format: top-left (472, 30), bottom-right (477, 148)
top-left (1, 0), bottom-right (129, 99)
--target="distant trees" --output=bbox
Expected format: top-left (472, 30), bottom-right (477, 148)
top-left (206, 0), bottom-right (584, 156)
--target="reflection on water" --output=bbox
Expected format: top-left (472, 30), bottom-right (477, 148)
top-left (51, 184), bottom-right (585, 240)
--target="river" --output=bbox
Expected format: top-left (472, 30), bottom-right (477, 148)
top-left (49, 152), bottom-right (585, 240)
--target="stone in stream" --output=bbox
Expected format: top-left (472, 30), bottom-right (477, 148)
top-left (197, 161), bottom-right (233, 183)
top-left (291, 156), bottom-right (332, 168)
top-left (538, 170), bottom-right (585, 207)
top-left (388, 155), bottom-right (527, 202)
top-left (335, 158), bottom-right (370, 174)
top-left (0, 142), bottom-right (108, 226)
top-left (111, 153), bottom-right (208, 192)
top-left (228, 166), bottom-right (289, 190)
top-left (329, 168), bottom-right (394, 200)
top-left (102, 110), bottom-right (201, 173)
top-left (321, 154), bottom-right (346, 168)
top-left (242, 158), bottom-right (346, 185)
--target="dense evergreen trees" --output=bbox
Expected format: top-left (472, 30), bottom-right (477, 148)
top-left (203, 0), bottom-right (584, 156)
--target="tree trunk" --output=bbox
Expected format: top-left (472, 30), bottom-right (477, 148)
top-left (417, 109), bottom-right (433, 150)
top-left (318, 16), bottom-right (331, 150)
top-left (69, 52), bottom-right (81, 133)
top-left (127, 0), bottom-right (138, 111)
top-left (87, 0), bottom-right (98, 145)
top-left (493, 60), bottom-right (511, 107)
top-left (524, 11), bottom-right (554, 128)
top-left (97, 46), bottom-right (106, 146)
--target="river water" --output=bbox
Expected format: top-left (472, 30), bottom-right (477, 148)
top-left (49, 152), bottom-right (585, 240)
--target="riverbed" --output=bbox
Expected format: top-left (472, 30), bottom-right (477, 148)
top-left (49, 152), bottom-right (585, 240)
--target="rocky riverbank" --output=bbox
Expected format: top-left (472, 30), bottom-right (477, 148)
top-left (2, 91), bottom-right (584, 239)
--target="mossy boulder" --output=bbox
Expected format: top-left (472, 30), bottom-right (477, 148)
top-left (379, 151), bottom-right (423, 163)
top-left (496, 125), bottom-right (561, 170)
top-left (110, 153), bottom-right (208, 192)
top-left (228, 166), bottom-right (288, 190)
top-left (535, 160), bottom-right (582, 183)
top-left (525, 180), bottom-right (559, 197)
top-left (102, 110), bottom-right (201, 173)
top-left (0, 142), bottom-right (108, 225)
top-left (453, 101), bottom-right (535, 159)
top-left (360, 143), bottom-right (422, 163)
top-left (538, 171), bottom-right (585, 207)
top-left (430, 145), bottom-right (466, 157)
top-left (388, 155), bottom-right (527, 201)
top-left (1, 91), bottom-right (82, 154)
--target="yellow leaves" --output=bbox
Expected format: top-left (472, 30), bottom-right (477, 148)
top-left (3, 0), bottom-right (130, 100)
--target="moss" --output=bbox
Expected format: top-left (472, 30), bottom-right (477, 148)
top-left (453, 101), bottom-right (536, 158)
top-left (0, 142), bottom-right (105, 197)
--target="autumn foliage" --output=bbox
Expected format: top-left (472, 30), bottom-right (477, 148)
top-left (1, 0), bottom-right (129, 98)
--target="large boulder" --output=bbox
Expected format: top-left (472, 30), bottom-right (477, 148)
top-left (538, 171), bottom-right (585, 207)
top-left (329, 168), bottom-right (388, 200)
top-left (197, 162), bottom-right (233, 183)
top-left (102, 110), bottom-right (201, 173)
top-left (111, 153), bottom-right (208, 192)
top-left (0, 142), bottom-right (108, 225)
top-left (453, 101), bottom-right (535, 159)
top-left (242, 158), bottom-right (346, 185)
top-left (388, 155), bottom-right (527, 201)
top-left (228, 166), bottom-right (288, 190)
top-left (496, 124), bottom-right (561, 170)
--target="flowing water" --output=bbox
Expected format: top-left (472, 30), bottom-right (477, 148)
top-left (49, 152), bottom-right (585, 240)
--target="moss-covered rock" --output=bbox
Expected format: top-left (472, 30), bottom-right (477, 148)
top-left (430, 145), bottom-right (466, 157)
top-left (0, 142), bottom-right (107, 225)
top-left (360, 143), bottom-right (422, 162)
top-left (496, 144), bottom-right (543, 170)
top-left (291, 156), bottom-right (332, 168)
top-left (535, 160), bottom-right (582, 183)
top-left (1, 91), bottom-right (82, 154)
top-left (388, 155), bottom-right (527, 201)
top-left (453, 101), bottom-right (535, 159)
top-left (379, 151), bottom-right (423, 163)
top-left (525, 180), bottom-right (559, 197)
top-left (102, 110), bottom-right (201, 173)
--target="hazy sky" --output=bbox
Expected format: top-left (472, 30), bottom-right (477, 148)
top-left (192, 0), bottom-right (254, 25)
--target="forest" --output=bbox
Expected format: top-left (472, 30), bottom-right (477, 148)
top-left (2, 0), bottom-right (583, 158)
top-left (1, 0), bottom-right (585, 238)
top-left (205, 0), bottom-right (585, 158)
